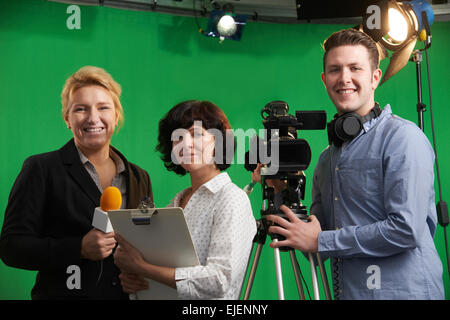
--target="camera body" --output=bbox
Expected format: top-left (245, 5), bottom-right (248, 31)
top-left (245, 101), bottom-right (326, 174)
top-left (245, 101), bottom-right (326, 247)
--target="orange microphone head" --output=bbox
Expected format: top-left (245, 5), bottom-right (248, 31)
top-left (100, 186), bottom-right (122, 211)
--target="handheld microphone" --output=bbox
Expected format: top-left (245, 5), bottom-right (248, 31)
top-left (92, 186), bottom-right (122, 233)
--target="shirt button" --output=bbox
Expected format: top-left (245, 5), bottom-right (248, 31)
top-left (335, 167), bottom-right (339, 171)
top-left (334, 197), bottom-right (339, 201)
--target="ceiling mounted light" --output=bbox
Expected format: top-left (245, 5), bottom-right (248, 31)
top-left (205, 9), bottom-right (248, 42)
top-left (193, 1), bottom-right (248, 43)
top-left (216, 14), bottom-right (237, 37)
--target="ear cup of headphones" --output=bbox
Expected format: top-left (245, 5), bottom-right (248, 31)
top-left (327, 112), bottom-right (363, 146)
top-left (334, 114), bottom-right (363, 140)
top-left (327, 103), bottom-right (382, 147)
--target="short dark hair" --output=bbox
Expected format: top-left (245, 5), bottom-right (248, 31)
top-left (156, 100), bottom-right (234, 176)
top-left (322, 28), bottom-right (381, 71)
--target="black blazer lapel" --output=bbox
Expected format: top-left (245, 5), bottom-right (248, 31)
top-left (59, 139), bottom-right (101, 207)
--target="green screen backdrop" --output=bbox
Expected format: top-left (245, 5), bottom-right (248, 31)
top-left (0, 0), bottom-right (449, 299)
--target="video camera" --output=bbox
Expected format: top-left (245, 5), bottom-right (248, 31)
top-left (245, 101), bottom-right (326, 174)
top-left (241, 102), bottom-right (333, 300)
top-left (244, 101), bottom-right (326, 245)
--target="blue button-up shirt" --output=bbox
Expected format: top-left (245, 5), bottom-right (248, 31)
top-left (312, 105), bottom-right (444, 299)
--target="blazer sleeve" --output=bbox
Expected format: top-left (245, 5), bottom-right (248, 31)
top-left (0, 156), bottom-right (83, 271)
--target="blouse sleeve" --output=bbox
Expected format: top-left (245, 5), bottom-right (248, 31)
top-left (174, 188), bottom-right (256, 299)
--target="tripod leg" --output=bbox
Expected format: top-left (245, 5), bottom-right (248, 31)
top-left (289, 250), bottom-right (305, 300)
top-left (272, 239), bottom-right (285, 300)
top-left (308, 252), bottom-right (320, 300)
top-left (315, 252), bottom-right (332, 300)
top-left (242, 242), bottom-right (263, 300)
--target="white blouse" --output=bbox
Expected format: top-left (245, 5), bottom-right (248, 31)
top-left (168, 172), bottom-right (256, 299)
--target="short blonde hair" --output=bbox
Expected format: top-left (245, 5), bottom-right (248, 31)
top-left (61, 66), bottom-right (124, 129)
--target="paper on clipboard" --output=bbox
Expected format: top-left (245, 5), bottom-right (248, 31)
top-left (108, 207), bottom-right (200, 300)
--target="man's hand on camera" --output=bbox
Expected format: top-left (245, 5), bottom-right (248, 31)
top-left (266, 205), bottom-right (321, 252)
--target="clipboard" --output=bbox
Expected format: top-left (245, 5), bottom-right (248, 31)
top-left (108, 207), bottom-right (200, 300)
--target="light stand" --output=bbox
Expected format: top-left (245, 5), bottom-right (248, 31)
top-left (409, 11), bottom-right (450, 277)
top-left (364, 1), bottom-right (450, 279)
top-left (411, 10), bottom-right (432, 132)
top-left (412, 50), bottom-right (426, 131)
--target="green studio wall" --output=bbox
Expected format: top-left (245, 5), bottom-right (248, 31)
top-left (0, 0), bottom-right (448, 299)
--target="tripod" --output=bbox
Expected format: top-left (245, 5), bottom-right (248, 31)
top-left (242, 219), bottom-right (331, 300)
top-left (241, 177), bottom-right (332, 300)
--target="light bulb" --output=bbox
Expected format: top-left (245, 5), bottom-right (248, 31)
top-left (217, 15), bottom-right (237, 37)
top-left (388, 8), bottom-right (408, 42)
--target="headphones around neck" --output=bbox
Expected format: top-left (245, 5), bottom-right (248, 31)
top-left (327, 103), bottom-right (381, 147)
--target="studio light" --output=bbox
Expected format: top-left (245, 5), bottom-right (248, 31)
top-left (363, 0), bottom-right (434, 83)
top-left (204, 10), bottom-right (248, 42)
top-left (216, 14), bottom-right (237, 37)
top-left (387, 7), bottom-right (410, 42)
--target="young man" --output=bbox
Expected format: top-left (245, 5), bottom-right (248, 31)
top-left (267, 29), bottom-right (444, 299)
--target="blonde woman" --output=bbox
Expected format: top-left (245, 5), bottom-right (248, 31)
top-left (0, 66), bottom-right (152, 299)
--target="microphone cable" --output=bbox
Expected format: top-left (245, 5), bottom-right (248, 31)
top-left (96, 260), bottom-right (103, 286)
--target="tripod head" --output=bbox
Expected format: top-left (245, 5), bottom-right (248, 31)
top-left (255, 169), bottom-right (309, 251)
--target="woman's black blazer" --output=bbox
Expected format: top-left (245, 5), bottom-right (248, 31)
top-left (0, 139), bottom-right (152, 299)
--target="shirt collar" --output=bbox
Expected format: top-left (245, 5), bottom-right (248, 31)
top-left (362, 104), bottom-right (392, 133)
top-left (76, 146), bottom-right (126, 174)
top-left (201, 172), bottom-right (231, 194)
top-left (109, 149), bottom-right (126, 174)
top-left (76, 147), bottom-right (89, 165)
